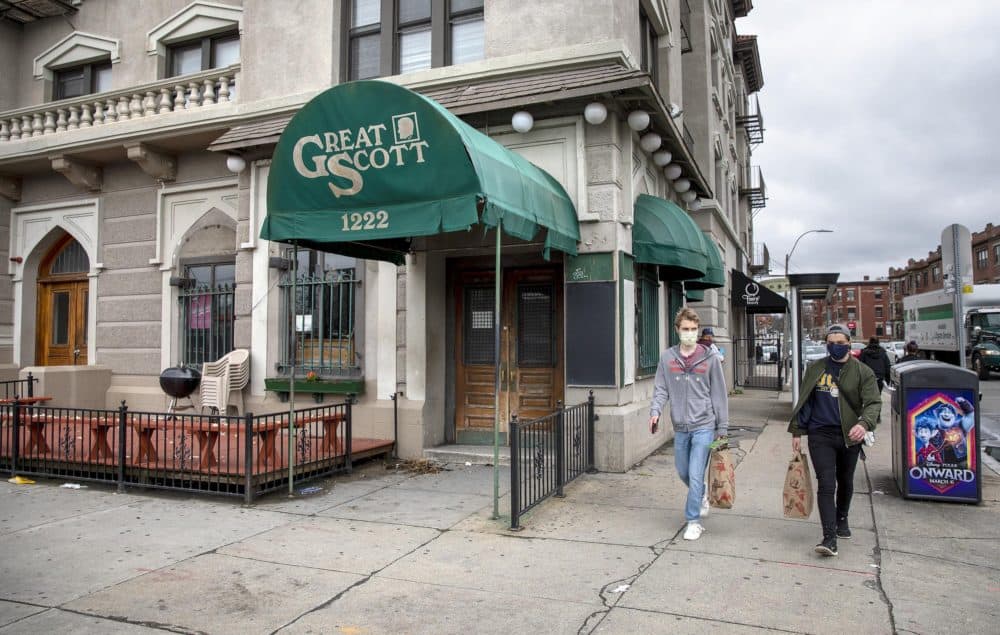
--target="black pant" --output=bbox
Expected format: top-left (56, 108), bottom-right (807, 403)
top-left (807, 427), bottom-right (862, 540)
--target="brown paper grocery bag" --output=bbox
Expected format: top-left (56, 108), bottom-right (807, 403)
top-left (707, 447), bottom-right (735, 509)
top-left (782, 451), bottom-right (814, 519)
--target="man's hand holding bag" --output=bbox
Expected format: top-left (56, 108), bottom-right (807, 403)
top-left (707, 438), bottom-right (735, 509)
top-left (782, 450), bottom-right (814, 519)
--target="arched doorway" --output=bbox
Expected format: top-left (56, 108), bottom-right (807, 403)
top-left (35, 234), bottom-right (90, 365)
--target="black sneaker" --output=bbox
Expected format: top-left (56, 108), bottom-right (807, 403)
top-left (836, 518), bottom-right (852, 539)
top-left (814, 538), bottom-right (838, 557)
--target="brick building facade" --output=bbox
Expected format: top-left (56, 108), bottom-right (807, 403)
top-left (888, 223), bottom-right (1000, 339)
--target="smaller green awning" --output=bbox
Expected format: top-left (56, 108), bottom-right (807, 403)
top-left (686, 288), bottom-right (706, 302)
top-left (686, 231), bottom-right (725, 290)
top-left (632, 194), bottom-right (707, 280)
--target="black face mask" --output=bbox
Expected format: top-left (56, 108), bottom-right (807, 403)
top-left (827, 343), bottom-right (850, 360)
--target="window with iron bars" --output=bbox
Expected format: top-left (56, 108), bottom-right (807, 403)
top-left (636, 265), bottom-right (660, 376)
top-left (177, 262), bottom-right (235, 368)
top-left (278, 250), bottom-right (362, 377)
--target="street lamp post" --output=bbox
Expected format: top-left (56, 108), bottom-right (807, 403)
top-left (784, 229), bottom-right (833, 278)
top-left (784, 229), bottom-right (833, 404)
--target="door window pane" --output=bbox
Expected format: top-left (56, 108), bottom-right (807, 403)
top-left (518, 284), bottom-right (554, 367)
top-left (212, 35), bottom-right (240, 68)
top-left (52, 292), bottom-right (69, 345)
top-left (464, 286), bottom-right (495, 365)
top-left (451, 17), bottom-right (484, 64)
top-left (399, 28), bottom-right (431, 72)
top-left (82, 290), bottom-right (89, 345)
top-left (55, 67), bottom-right (86, 99)
top-left (350, 33), bottom-right (382, 80)
top-left (94, 64), bottom-right (112, 93)
top-left (171, 42), bottom-right (203, 76)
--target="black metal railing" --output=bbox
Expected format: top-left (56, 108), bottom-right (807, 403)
top-left (734, 337), bottom-right (783, 390)
top-left (0, 373), bottom-right (35, 400)
top-left (0, 398), bottom-right (358, 503)
top-left (510, 391), bottom-right (596, 530)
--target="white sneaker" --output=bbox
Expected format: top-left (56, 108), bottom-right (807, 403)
top-left (700, 493), bottom-right (710, 517)
top-left (683, 522), bottom-right (705, 541)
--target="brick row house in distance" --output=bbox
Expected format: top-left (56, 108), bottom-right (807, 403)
top-left (887, 223), bottom-right (1000, 338)
top-left (0, 0), bottom-right (766, 471)
top-left (805, 277), bottom-right (890, 342)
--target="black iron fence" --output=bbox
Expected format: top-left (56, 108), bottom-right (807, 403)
top-left (734, 337), bottom-right (783, 390)
top-left (510, 391), bottom-right (596, 530)
top-left (0, 373), bottom-right (35, 400)
top-left (0, 399), bottom-right (356, 503)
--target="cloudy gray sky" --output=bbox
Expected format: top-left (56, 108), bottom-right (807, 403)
top-left (740, 1), bottom-right (1000, 282)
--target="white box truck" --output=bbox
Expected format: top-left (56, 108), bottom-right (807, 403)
top-left (903, 283), bottom-right (1000, 379)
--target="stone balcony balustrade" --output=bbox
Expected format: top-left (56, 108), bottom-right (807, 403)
top-left (0, 64), bottom-right (240, 144)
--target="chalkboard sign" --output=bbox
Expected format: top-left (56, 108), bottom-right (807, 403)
top-left (566, 281), bottom-right (616, 386)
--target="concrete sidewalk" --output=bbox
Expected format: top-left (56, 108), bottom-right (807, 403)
top-left (0, 390), bottom-right (997, 634)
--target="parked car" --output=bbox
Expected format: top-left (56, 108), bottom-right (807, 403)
top-left (888, 340), bottom-right (905, 362)
top-left (850, 342), bottom-right (865, 358)
top-left (802, 344), bottom-right (827, 366)
top-left (759, 345), bottom-right (778, 363)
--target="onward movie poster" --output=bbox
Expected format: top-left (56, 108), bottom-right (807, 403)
top-left (906, 388), bottom-right (978, 500)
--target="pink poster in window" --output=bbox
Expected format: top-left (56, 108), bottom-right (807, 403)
top-left (189, 295), bottom-right (212, 329)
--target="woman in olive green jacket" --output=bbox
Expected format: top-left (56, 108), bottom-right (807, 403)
top-left (788, 324), bottom-right (882, 557)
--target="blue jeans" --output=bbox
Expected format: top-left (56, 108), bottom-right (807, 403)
top-left (674, 427), bottom-right (714, 522)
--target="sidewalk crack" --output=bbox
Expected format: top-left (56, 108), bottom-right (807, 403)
top-left (863, 460), bottom-right (898, 633)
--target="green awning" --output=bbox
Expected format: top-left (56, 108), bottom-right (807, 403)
top-left (261, 80), bottom-right (580, 264)
top-left (632, 194), bottom-right (707, 280)
top-left (686, 288), bottom-right (706, 302)
top-left (686, 231), bottom-right (725, 290)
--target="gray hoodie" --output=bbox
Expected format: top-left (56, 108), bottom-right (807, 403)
top-left (649, 344), bottom-right (729, 436)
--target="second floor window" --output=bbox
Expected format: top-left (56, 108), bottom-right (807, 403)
top-left (874, 288), bottom-right (883, 299)
top-left (847, 308), bottom-right (857, 320)
top-left (55, 61), bottom-right (112, 100)
top-left (977, 248), bottom-right (988, 269)
top-left (932, 265), bottom-right (940, 282)
top-left (846, 289), bottom-right (855, 301)
top-left (640, 8), bottom-right (659, 87)
top-left (169, 32), bottom-right (240, 77)
top-left (875, 306), bottom-right (883, 318)
top-left (346, 0), bottom-right (484, 80)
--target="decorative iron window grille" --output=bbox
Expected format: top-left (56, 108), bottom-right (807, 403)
top-left (178, 283), bottom-right (235, 368)
top-left (278, 269), bottom-right (361, 376)
top-left (637, 266), bottom-right (660, 376)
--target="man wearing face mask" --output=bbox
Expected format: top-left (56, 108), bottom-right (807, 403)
top-left (788, 324), bottom-right (881, 557)
top-left (649, 308), bottom-right (729, 541)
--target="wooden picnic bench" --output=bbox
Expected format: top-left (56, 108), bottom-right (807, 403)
top-left (0, 398), bottom-right (55, 454)
top-left (255, 412), bottom-right (346, 469)
top-left (130, 417), bottom-right (232, 469)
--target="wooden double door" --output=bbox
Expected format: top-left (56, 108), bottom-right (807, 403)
top-left (454, 267), bottom-right (564, 444)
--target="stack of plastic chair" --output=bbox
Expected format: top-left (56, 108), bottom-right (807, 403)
top-left (225, 349), bottom-right (250, 415)
top-left (199, 355), bottom-right (231, 415)
top-left (200, 349), bottom-right (250, 415)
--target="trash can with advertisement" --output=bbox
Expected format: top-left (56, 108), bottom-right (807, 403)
top-left (889, 360), bottom-right (981, 503)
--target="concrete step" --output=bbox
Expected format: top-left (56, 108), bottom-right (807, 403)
top-left (423, 444), bottom-right (510, 466)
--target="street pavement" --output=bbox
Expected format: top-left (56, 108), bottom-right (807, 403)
top-left (1, 390), bottom-right (997, 634)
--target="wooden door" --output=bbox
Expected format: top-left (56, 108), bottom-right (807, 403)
top-left (35, 234), bottom-right (90, 366)
top-left (454, 267), bottom-right (563, 444)
top-left (37, 281), bottom-right (89, 365)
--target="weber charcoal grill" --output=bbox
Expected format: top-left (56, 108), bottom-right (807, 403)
top-left (159, 366), bottom-right (201, 415)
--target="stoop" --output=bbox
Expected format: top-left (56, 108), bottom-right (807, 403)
top-left (423, 444), bottom-right (510, 466)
